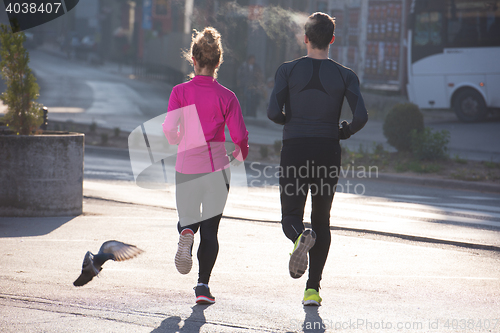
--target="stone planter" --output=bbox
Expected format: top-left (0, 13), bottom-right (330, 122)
top-left (0, 133), bottom-right (84, 216)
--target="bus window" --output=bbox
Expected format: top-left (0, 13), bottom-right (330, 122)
top-left (412, 12), bottom-right (444, 62)
top-left (414, 12), bottom-right (443, 46)
top-left (485, 3), bottom-right (500, 46)
top-left (446, 0), bottom-right (500, 48)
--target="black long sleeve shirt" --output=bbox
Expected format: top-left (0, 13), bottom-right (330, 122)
top-left (267, 56), bottom-right (368, 140)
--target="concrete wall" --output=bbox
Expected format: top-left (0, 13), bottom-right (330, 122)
top-left (0, 134), bottom-right (84, 217)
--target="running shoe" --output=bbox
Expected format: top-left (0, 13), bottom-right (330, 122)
top-left (289, 229), bottom-right (316, 279)
top-left (194, 285), bottom-right (216, 304)
top-left (302, 288), bottom-right (322, 306)
top-left (175, 228), bottom-right (194, 274)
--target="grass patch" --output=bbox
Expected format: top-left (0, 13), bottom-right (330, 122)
top-left (454, 154), bottom-right (468, 164)
top-left (259, 145), bottom-right (269, 159)
top-left (483, 161), bottom-right (500, 169)
top-left (395, 160), bottom-right (442, 173)
top-left (338, 143), bottom-right (499, 182)
top-left (450, 169), bottom-right (487, 182)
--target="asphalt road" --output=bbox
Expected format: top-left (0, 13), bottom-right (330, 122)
top-left (1, 182), bottom-right (499, 333)
top-left (82, 146), bottom-right (500, 248)
top-left (1, 49), bottom-right (500, 332)
top-left (29, 49), bottom-right (170, 132)
top-left (2, 144), bottom-right (500, 332)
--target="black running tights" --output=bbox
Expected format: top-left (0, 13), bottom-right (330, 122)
top-left (279, 138), bottom-right (341, 291)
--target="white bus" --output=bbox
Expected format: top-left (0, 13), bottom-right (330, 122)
top-left (406, 0), bottom-right (500, 122)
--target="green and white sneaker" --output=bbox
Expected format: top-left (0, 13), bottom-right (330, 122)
top-left (302, 288), bottom-right (322, 306)
top-left (289, 229), bottom-right (316, 279)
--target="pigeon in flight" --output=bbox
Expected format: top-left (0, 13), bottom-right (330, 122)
top-left (73, 240), bottom-right (144, 287)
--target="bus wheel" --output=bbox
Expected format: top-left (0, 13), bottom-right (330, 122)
top-left (453, 89), bottom-right (488, 122)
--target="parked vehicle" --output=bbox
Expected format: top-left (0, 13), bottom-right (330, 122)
top-left (406, 0), bottom-right (500, 122)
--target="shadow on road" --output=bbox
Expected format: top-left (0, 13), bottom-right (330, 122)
top-left (0, 216), bottom-right (76, 237)
top-left (303, 306), bottom-right (326, 333)
top-left (151, 304), bottom-right (213, 333)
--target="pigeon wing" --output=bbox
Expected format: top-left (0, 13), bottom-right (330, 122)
top-left (73, 251), bottom-right (99, 287)
top-left (98, 240), bottom-right (144, 262)
top-left (73, 272), bottom-right (95, 286)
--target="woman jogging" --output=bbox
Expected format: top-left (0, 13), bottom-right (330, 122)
top-left (162, 27), bottom-right (249, 304)
top-left (267, 12), bottom-right (368, 306)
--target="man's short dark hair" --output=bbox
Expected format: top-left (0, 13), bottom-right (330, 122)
top-left (304, 12), bottom-right (336, 50)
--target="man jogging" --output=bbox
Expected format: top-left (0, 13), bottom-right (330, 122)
top-left (267, 12), bottom-right (368, 306)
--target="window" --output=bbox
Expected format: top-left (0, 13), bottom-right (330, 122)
top-left (411, 0), bottom-right (500, 63)
top-left (447, 0), bottom-right (500, 48)
top-left (414, 11), bottom-right (443, 47)
top-left (153, 0), bottom-right (168, 17)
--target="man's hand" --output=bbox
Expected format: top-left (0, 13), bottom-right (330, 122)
top-left (339, 120), bottom-right (352, 140)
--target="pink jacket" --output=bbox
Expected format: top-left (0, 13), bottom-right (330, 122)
top-left (162, 75), bottom-right (249, 174)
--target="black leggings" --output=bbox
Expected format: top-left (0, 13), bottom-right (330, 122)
top-left (279, 138), bottom-right (341, 291)
top-left (176, 169), bottom-right (230, 284)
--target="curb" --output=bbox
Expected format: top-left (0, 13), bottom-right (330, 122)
top-left (328, 225), bottom-right (500, 252)
top-left (84, 195), bottom-right (500, 252)
top-left (242, 116), bottom-right (282, 130)
top-left (36, 44), bottom-right (68, 59)
top-left (84, 145), bottom-right (500, 194)
top-left (85, 145), bottom-right (130, 159)
top-left (373, 173), bottom-right (500, 194)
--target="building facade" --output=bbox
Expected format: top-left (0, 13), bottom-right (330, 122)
top-left (24, 0), bottom-right (410, 92)
top-left (135, 0), bottom-right (410, 92)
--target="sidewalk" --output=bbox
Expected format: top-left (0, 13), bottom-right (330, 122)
top-left (2, 181), bottom-right (499, 332)
top-left (37, 43), bottom-right (136, 78)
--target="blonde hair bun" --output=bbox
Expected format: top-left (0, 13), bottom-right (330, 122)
top-left (184, 27), bottom-right (224, 77)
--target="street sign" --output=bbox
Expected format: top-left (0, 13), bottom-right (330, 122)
top-left (143, 0), bottom-right (152, 30)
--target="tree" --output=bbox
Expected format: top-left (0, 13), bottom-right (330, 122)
top-left (0, 24), bottom-right (43, 135)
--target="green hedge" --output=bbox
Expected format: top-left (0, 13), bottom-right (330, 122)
top-left (383, 103), bottom-right (424, 152)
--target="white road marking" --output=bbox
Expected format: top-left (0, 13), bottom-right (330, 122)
top-left (452, 196), bottom-right (499, 201)
top-left (438, 203), bottom-right (500, 214)
top-left (387, 194), bottom-right (437, 200)
top-left (85, 170), bottom-right (132, 177)
top-left (45, 107), bottom-right (85, 113)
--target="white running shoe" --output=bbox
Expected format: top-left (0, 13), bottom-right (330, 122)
top-left (175, 228), bottom-right (194, 274)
